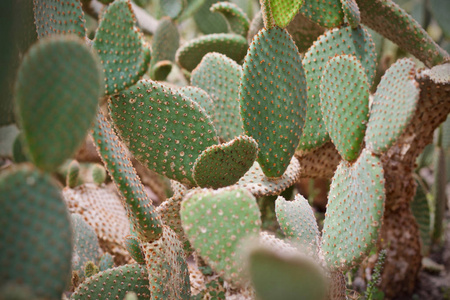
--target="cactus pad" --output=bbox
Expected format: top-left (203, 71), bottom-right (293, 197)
top-left (181, 187), bottom-right (261, 284)
top-left (67, 160), bottom-right (81, 188)
top-left (268, 0), bottom-right (304, 28)
top-left (238, 156), bottom-right (301, 197)
top-left (109, 80), bottom-right (218, 186)
top-left (0, 165), bottom-right (72, 300)
top-left (365, 58), bottom-right (419, 155)
top-left (141, 226), bottom-right (191, 299)
top-left (33, 0), bottom-right (86, 38)
top-left (239, 27), bottom-right (307, 177)
top-left (92, 110), bottom-right (162, 241)
top-left (176, 33), bottom-right (248, 72)
top-left (341, 0), bottom-right (361, 28)
top-left (71, 213), bottom-right (101, 273)
top-left (99, 253), bottom-right (114, 271)
top-left (322, 149), bottom-right (385, 271)
top-left (356, 0), bottom-right (449, 68)
top-left (15, 36), bottom-right (103, 172)
top-left (71, 264), bottom-right (150, 299)
top-left (210, 2), bottom-right (250, 36)
top-left (193, 0), bottom-right (229, 34)
top-left (299, 26), bottom-right (377, 151)
top-left (193, 135), bottom-right (259, 188)
top-left (178, 86), bottom-right (215, 118)
top-left (300, 0), bottom-right (345, 28)
top-left (191, 52), bottom-right (244, 141)
top-left (275, 194), bottom-right (320, 255)
top-left (124, 235), bottom-right (146, 265)
top-left (320, 55), bottom-right (370, 161)
top-left (149, 17), bottom-right (179, 81)
top-left (94, 0), bottom-right (150, 95)
top-left (160, 0), bottom-right (185, 19)
top-left (248, 245), bottom-right (327, 300)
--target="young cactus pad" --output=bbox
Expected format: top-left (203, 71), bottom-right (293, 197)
top-left (92, 110), bottom-right (162, 241)
top-left (108, 80), bottom-right (218, 186)
top-left (192, 135), bottom-right (259, 188)
top-left (191, 52), bottom-right (244, 141)
top-left (0, 165), bottom-right (72, 300)
top-left (181, 187), bottom-right (262, 284)
top-left (93, 0), bottom-right (151, 95)
top-left (320, 54), bottom-right (370, 162)
top-left (275, 194), bottom-right (320, 255)
top-left (266, 0), bottom-right (304, 28)
top-left (239, 27), bottom-right (307, 178)
top-left (365, 58), bottom-right (419, 155)
top-left (124, 235), bottom-right (146, 265)
top-left (299, 25), bottom-right (377, 151)
top-left (340, 0), bottom-right (361, 29)
top-left (141, 226), bottom-right (191, 299)
top-left (210, 2), bottom-right (250, 36)
top-left (15, 36), bottom-right (103, 172)
top-left (33, 0), bottom-right (86, 39)
top-left (176, 33), bottom-right (248, 72)
top-left (322, 149), bottom-right (385, 271)
top-left (71, 264), bottom-right (151, 299)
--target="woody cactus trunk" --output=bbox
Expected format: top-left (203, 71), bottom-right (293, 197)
top-left (0, 0), bottom-right (449, 299)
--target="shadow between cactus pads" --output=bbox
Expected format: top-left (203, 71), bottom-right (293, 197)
top-left (322, 149), bottom-right (385, 271)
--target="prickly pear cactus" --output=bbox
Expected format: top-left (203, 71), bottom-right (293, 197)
top-left (124, 235), bottom-right (146, 265)
top-left (15, 36), bottom-right (103, 172)
top-left (239, 27), bottom-right (307, 177)
top-left (93, 0), bottom-right (151, 95)
top-left (322, 149), bottom-right (385, 271)
top-left (0, 165), bottom-right (72, 300)
top-left (210, 2), bottom-right (250, 36)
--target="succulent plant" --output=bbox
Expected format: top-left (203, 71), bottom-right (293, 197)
top-left (1, 0), bottom-right (449, 299)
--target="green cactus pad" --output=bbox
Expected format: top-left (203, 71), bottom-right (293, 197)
top-left (176, 33), bottom-right (248, 72)
top-left (99, 253), bottom-right (114, 271)
top-left (320, 55), bottom-right (370, 161)
top-left (109, 80), bottom-right (218, 186)
top-left (191, 52), bottom-right (244, 141)
top-left (71, 264), bottom-right (150, 299)
top-left (275, 194), bottom-right (320, 254)
top-left (299, 26), bottom-right (377, 151)
top-left (268, 0), bottom-right (304, 28)
top-left (193, 0), bottom-right (229, 34)
top-left (210, 2), bottom-right (250, 36)
top-left (84, 261), bottom-right (99, 278)
top-left (15, 36), bottom-right (103, 172)
top-left (160, 0), bottom-right (185, 19)
top-left (92, 110), bottom-right (163, 241)
top-left (341, 0), bottom-right (360, 28)
top-left (259, 0), bottom-right (275, 29)
top-left (239, 27), bottom-right (307, 177)
top-left (365, 58), bottom-right (419, 155)
top-left (181, 186), bottom-right (261, 284)
top-left (34, 0), bottom-right (86, 39)
top-left (322, 149), bottom-right (385, 271)
top-left (238, 156), bottom-right (301, 197)
top-left (67, 160), bottom-right (81, 188)
top-left (193, 135), bottom-right (259, 188)
top-left (286, 11), bottom-right (325, 53)
top-left (0, 165), bottom-right (72, 300)
top-left (141, 226), bottom-right (191, 299)
top-left (300, 0), bottom-right (345, 28)
top-left (178, 86), bottom-right (215, 118)
top-left (93, 0), bottom-right (150, 95)
top-left (356, 0), bottom-right (449, 68)
top-left (124, 235), bottom-right (146, 265)
top-left (248, 246), bottom-right (327, 300)
top-left (71, 213), bottom-right (101, 273)
top-left (91, 163), bottom-right (107, 185)
top-left (149, 17), bottom-right (179, 81)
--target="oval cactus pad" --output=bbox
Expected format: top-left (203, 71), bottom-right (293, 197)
top-left (320, 55), bottom-right (370, 162)
top-left (109, 80), bottom-right (218, 186)
top-left (193, 135), bottom-right (258, 188)
top-left (322, 149), bottom-right (385, 271)
top-left (239, 27), bottom-right (307, 178)
top-left (299, 26), bottom-right (377, 151)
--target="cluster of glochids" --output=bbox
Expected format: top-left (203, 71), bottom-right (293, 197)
top-left (1, 0), bottom-right (448, 299)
